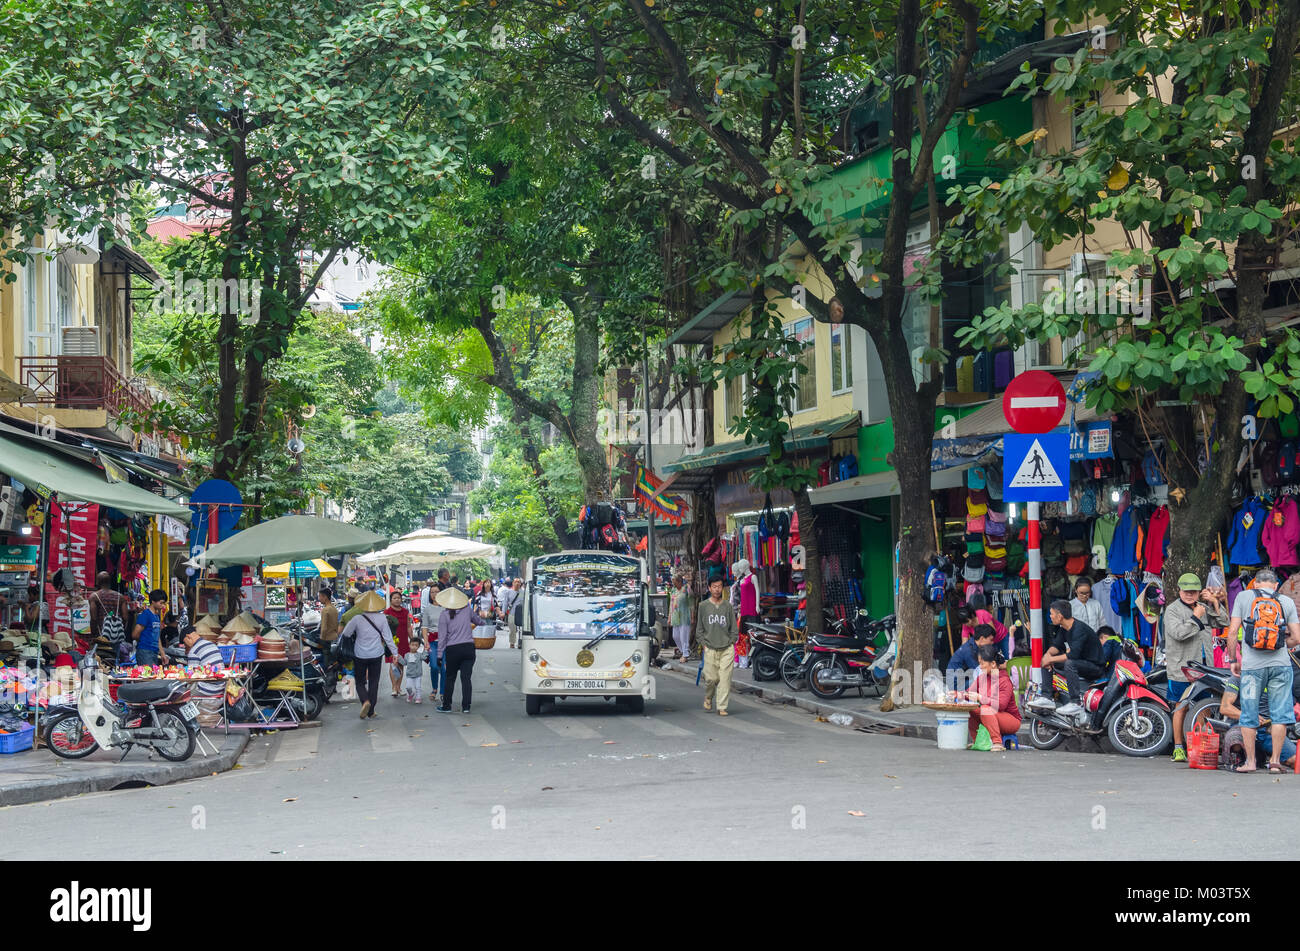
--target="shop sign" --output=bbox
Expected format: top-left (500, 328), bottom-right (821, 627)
top-left (0, 545), bottom-right (39, 571)
top-left (46, 500), bottom-right (99, 590)
top-left (1069, 420), bottom-right (1113, 461)
top-left (155, 514), bottom-right (188, 543)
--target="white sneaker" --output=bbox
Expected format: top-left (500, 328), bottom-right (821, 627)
top-left (1028, 696), bottom-right (1056, 711)
top-left (1057, 702), bottom-right (1083, 717)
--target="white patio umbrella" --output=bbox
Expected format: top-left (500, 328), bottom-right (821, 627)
top-left (354, 528), bottom-right (500, 568)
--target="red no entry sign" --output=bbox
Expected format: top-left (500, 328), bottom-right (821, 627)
top-left (1003, 370), bottom-right (1067, 434)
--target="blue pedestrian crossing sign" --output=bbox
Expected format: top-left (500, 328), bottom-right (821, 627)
top-left (1002, 432), bottom-right (1070, 502)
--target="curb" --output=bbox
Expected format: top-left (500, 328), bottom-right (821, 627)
top-left (654, 661), bottom-right (938, 740)
top-left (0, 732), bottom-right (250, 808)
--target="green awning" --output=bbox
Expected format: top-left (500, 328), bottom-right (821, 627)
top-left (662, 412), bottom-right (860, 473)
top-left (193, 514), bottom-right (389, 568)
top-left (0, 433), bottom-right (191, 518)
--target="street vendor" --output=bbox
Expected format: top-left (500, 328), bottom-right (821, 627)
top-left (181, 625), bottom-right (226, 707)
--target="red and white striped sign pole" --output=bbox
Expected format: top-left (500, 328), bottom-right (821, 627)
top-left (1026, 501), bottom-right (1044, 685)
top-left (1002, 371), bottom-right (1067, 690)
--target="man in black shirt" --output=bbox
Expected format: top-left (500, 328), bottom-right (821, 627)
top-left (1029, 599), bottom-right (1104, 716)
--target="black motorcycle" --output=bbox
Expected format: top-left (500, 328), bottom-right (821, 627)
top-left (802, 611), bottom-right (897, 700)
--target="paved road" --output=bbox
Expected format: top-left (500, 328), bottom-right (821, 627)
top-left (3, 643), bottom-right (1296, 859)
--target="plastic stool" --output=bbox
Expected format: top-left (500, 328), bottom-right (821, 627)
top-left (1005, 734), bottom-right (1019, 750)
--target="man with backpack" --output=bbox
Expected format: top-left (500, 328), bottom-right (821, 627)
top-left (1224, 568), bottom-right (1300, 774)
top-left (88, 572), bottom-right (128, 649)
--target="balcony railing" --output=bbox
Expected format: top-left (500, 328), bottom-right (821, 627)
top-left (16, 355), bottom-right (154, 420)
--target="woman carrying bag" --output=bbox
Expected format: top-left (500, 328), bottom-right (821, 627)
top-left (339, 590), bottom-right (399, 719)
top-left (435, 586), bottom-right (496, 714)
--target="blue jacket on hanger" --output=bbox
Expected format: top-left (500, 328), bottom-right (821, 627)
top-left (1226, 496), bottom-right (1266, 567)
top-left (1108, 508), bottom-right (1141, 575)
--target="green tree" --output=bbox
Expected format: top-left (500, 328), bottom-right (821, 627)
top-left (347, 442), bottom-right (453, 538)
top-left (510, 0), bottom-right (1033, 670)
top-left (373, 80), bottom-right (670, 508)
top-left (0, 0), bottom-right (473, 482)
top-left (951, 0), bottom-right (1300, 593)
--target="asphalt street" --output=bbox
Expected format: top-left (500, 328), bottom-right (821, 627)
top-left (3, 643), bottom-right (1297, 859)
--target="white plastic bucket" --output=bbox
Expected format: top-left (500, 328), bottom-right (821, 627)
top-left (935, 713), bottom-right (969, 750)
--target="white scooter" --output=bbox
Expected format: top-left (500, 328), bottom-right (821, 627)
top-left (44, 653), bottom-right (200, 762)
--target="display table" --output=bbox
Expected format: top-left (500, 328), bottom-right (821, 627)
top-left (108, 670), bottom-right (237, 755)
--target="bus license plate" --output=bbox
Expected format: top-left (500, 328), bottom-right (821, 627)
top-left (179, 702), bottom-right (199, 721)
top-left (563, 680), bottom-right (607, 690)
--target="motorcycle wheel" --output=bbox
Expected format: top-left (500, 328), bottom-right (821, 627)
top-left (1028, 719), bottom-right (1066, 751)
top-left (45, 710), bottom-right (100, 759)
top-left (779, 648), bottom-right (806, 691)
top-left (153, 711), bottom-right (196, 762)
top-left (1106, 701), bottom-right (1172, 757)
top-left (1184, 695), bottom-right (1220, 736)
top-left (806, 656), bottom-right (847, 700)
top-left (753, 648), bottom-right (780, 682)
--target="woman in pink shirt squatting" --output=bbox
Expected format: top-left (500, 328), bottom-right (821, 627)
top-left (961, 643), bottom-right (1022, 751)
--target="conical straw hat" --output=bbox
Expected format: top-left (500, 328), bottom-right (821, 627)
top-left (355, 590), bottom-right (389, 613)
top-left (435, 587), bottom-right (469, 610)
top-left (221, 613), bottom-right (261, 634)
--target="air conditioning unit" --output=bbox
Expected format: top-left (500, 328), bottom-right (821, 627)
top-left (61, 327), bottom-right (101, 356)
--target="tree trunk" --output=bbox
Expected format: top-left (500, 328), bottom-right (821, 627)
top-left (1162, 382), bottom-right (1248, 596)
top-left (876, 337), bottom-right (938, 711)
top-left (568, 306), bottom-right (614, 503)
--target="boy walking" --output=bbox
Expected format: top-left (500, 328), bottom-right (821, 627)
top-left (696, 578), bottom-right (738, 716)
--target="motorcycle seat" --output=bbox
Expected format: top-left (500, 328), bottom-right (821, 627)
top-left (808, 634), bottom-right (870, 650)
top-left (117, 681), bottom-right (181, 704)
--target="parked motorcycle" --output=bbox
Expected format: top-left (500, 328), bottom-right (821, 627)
top-left (748, 621), bottom-right (793, 682)
top-left (803, 612), bottom-right (897, 700)
top-left (1024, 643), bottom-right (1172, 757)
top-left (775, 610), bottom-right (855, 689)
top-left (45, 653), bottom-right (199, 761)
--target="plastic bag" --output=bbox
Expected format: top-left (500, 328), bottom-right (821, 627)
top-left (922, 669), bottom-right (947, 703)
top-left (971, 724), bottom-right (993, 751)
top-left (337, 675), bottom-right (358, 702)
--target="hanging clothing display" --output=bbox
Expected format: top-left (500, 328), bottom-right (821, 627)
top-left (1107, 508), bottom-right (1141, 575)
top-left (1226, 496), bottom-right (1266, 567)
top-left (1092, 514), bottom-right (1118, 569)
top-left (1261, 494), bottom-right (1300, 567)
top-left (1142, 505), bottom-right (1170, 575)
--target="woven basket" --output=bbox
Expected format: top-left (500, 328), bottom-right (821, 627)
top-left (473, 635), bottom-right (497, 650)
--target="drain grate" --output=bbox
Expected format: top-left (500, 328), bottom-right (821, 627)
top-left (854, 723), bottom-right (905, 736)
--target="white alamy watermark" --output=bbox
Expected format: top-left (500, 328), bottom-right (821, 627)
top-left (1039, 272), bottom-right (1151, 324)
top-left (151, 270), bottom-right (261, 325)
top-left (597, 400), bottom-right (706, 450)
top-left (50, 882), bottom-right (151, 932)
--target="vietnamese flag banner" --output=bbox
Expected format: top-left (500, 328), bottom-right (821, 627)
top-left (46, 501), bottom-right (99, 640)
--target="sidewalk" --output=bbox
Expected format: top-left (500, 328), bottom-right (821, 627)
top-left (654, 656), bottom-right (1107, 752)
top-left (654, 655), bottom-right (941, 740)
top-left (0, 729), bottom-right (248, 807)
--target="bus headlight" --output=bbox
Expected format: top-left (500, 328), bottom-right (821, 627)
top-left (631, 651), bottom-right (643, 664)
top-left (528, 651), bottom-right (539, 664)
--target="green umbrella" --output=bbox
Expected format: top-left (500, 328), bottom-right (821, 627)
top-left (191, 515), bottom-right (389, 568)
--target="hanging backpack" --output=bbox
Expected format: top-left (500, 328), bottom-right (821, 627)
top-left (1244, 591), bottom-right (1286, 651)
top-left (924, 559), bottom-right (948, 604)
top-left (94, 593), bottom-right (126, 646)
top-left (757, 494), bottom-right (775, 542)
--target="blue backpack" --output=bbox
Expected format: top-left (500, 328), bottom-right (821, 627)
top-left (838, 454), bottom-right (858, 481)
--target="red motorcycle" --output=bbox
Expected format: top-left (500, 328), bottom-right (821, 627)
top-left (1024, 644), bottom-right (1172, 757)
